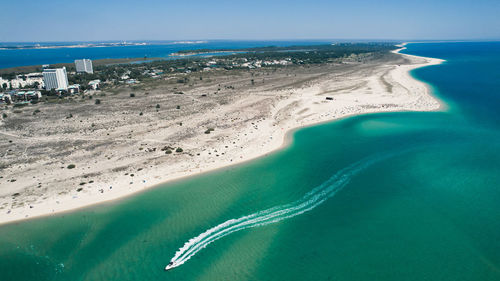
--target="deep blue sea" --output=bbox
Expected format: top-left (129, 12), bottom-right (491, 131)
top-left (0, 40), bottom-right (331, 69)
top-left (0, 42), bottom-right (499, 281)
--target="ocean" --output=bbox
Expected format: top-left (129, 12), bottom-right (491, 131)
top-left (0, 42), bottom-right (499, 281)
top-left (0, 40), bottom-right (332, 69)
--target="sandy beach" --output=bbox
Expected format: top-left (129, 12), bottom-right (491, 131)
top-left (0, 47), bottom-right (444, 225)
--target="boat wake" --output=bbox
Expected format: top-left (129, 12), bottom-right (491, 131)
top-left (165, 153), bottom-right (392, 270)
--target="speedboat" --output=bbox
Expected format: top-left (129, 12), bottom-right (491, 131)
top-left (165, 261), bottom-right (176, 271)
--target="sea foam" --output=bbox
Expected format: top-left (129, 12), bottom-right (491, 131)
top-left (166, 152), bottom-right (393, 269)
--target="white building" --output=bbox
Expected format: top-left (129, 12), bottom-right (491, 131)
top-left (26, 91), bottom-right (42, 99)
top-left (1, 73), bottom-right (45, 90)
top-left (13, 73), bottom-right (45, 89)
top-left (0, 77), bottom-right (10, 90)
top-left (88, 79), bottom-right (101, 90)
top-left (0, 93), bottom-right (12, 104)
top-left (75, 59), bottom-right (93, 74)
top-left (43, 67), bottom-right (69, 90)
top-left (68, 84), bottom-right (80, 94)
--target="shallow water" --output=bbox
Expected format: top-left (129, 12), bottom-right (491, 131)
top-left (0, 42), bottom-right (499, 281)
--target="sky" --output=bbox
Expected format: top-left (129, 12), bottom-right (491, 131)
top-left (1, 0), bottom-right (499, 42)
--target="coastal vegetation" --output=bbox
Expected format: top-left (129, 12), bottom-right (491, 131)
top-left (0, 43), bottom-right (396, 96)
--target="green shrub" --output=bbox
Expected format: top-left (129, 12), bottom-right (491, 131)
top-left (95, 99), bottom-right (101, 105)
top-left (67, 164), bottom-right (76, 169)
top-left (175, 147), bottom-right (183, 153)
top-left (130, 93), bottom-right (135, 97)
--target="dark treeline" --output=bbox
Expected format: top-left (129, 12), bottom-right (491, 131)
top-left (227, 43), bottom-right (397, 64)
top-left (175, 43), bottom-right (397, 54)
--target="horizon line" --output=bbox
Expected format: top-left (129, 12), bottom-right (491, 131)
top-left (1, 38), bottom-right (500, 44)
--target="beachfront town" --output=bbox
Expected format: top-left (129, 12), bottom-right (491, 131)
top-left (0, 56), bottom-right (294, 105)
top-left (0, 43), bottom-right (383, 106)
top-left (0, 59), bottom-right (102, 105)
top-left (0, 59), bottom-right (101, 104)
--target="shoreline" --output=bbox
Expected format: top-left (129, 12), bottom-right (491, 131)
top-left (392, 45), bottom-right (448, 111)
top-left (0, 43), bottom-right (148, 51)
top-left (0, 46), bottom-right (446, 226)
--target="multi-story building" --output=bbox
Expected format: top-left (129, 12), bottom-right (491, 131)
top-left (75, 59), bottom-right (93, 74)
top-left (43, 67), bottom-right (69, 90)
top-left (7, 73), bottom-right (45, 89)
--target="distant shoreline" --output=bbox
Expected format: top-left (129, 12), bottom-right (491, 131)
top-left (0, 42), bottom-right (148, 50)
top-left (169, 50), bottom-right (246, 57)
top-left (0, 41), bottom-right (210, 51)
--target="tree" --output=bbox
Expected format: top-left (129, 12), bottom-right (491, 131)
top-left (2, 83), bottom-right (7, 90)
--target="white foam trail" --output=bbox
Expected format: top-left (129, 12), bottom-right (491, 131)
top-left (165, 153), bottom-right (390, 269)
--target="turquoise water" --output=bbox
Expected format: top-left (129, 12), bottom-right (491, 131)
top-left (1, 42), bottom-right (500, 280)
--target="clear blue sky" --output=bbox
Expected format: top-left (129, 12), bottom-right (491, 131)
top-left (1, 0), bottom-right (499, 42)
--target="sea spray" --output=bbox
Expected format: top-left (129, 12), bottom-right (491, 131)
top-left (165, 152), bottom-right (394, 270)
